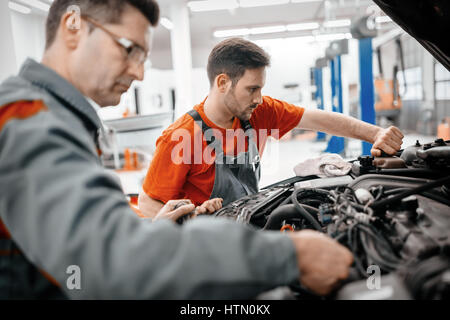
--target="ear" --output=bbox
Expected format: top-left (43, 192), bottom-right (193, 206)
top-left (215, 74), bottom-right (231, 93)
top-left (59, 11), bottom-right (85, 50)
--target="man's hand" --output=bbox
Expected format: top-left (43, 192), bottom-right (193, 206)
top-left (153, 200), bottom-right (196, 223)
top-left (152, 198), bottom-right (223, 223)
top-left (371, 126), bottom-right (404, 156)
top-left (195, 198), bottom-right (223, 215)
top-left (288, 230), bottom-right (353, 296)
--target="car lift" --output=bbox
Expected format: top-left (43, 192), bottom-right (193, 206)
top-left (351, 15), bottom-right (378, 155)
top-left (324, 39), bottom-right (348, 155)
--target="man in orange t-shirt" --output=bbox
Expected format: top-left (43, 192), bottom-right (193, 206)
top-left (138, 38), bottom-right (404, 217)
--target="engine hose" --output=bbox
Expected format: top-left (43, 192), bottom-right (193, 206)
top-left (291, 197), bottom-right (323, 232)
top-left (293, 188), bottom-right (332, 201)
top-left (263, 204), bottom-right (322, 231)
top-left (279, 195), bottom-right (292, 207)
top-left (402, 254), bottom-right (450, 299)
top-left (383, 187), bottom-right (450, 206)
top-left (370, 175), bottom-right (450, 211)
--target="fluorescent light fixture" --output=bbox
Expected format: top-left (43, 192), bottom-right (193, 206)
top-left (160, 17), bottom-right (173, 30)
top-left (323, 19), bottom-right (351, 28)
top-left (291, 0), bottom-right (322, 3)
top-left (187, 0), bottom-right (238, 12)
top-left (313, 32), bottom-right (352, 42)
top-left (250, 25), bottom-right (286, 35)
top-left (9, 1), bottom-right (31, 14)
top-left (18, 0), bottom-right (50, 12)
top-left (214, 28), bottom-right (250, 38)
top-left (239, 0), bottom-right (289, 8)
top-left (375, 15), bottom-right (393, 23)
top-left (286, 22), bottom-right (319, 31)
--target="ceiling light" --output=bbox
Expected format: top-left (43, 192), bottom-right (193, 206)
top-left (375, 15), bottom-right (393, 23)
top-left (313, 32), bottom-right (352, 42)
top-left (291, 0), bottom-right (323, 3)
top-left (250, 25), bottom-right (286, 35)
top-left (18, 0), bottom-right (50, 12)
top-left (323, 19), bottom-right (351, 28)
top-left (160, 17), bottom-right (173, 30)
top-left (286, 22), bottom-right (319, 31)
top-left (253, 35), bottom-right (321, 47)
top-left (187, 0), bottom-right (239, 12)
top-left (214, 28), bottom-right (250, 38)
top-left (239, 0), bottom-right (289, 8)
top-left (9, 1), bottom-right (31, 14)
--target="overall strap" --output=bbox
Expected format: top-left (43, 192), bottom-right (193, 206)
top-left (187, 110), bottom-right (255, 135)
top-left (186, 110), bottom-right (257, 148)
top-left (240, 119), bottom-right (253, 132)
top-left (187, 109), bottom-right (216, 146)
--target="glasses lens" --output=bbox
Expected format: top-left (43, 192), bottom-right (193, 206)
top-left (128, 46), bottom-right (147, 65)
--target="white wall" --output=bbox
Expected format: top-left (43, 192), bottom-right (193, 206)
top-left (192, 46), bottom-right (212, 69)
top-left (255, 38), bottom-right (327, 109)
top-left (341, 38), bottom-right (360, 117)
top-left (10, 12), bottom-right (47, 70)
top-left (149, 48), bottom-right (173, 69)
top-left (0, 3), bottom-right (17, 83)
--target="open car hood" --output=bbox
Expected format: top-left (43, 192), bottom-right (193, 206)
top-left (373, 0), bottom-right (450, 70)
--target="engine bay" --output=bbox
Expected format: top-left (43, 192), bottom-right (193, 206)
top-left (213, 139), bottom-right (450, 299)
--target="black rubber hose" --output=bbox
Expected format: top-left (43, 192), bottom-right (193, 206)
top-left (263, 204), bottom-right (322, 231)
top-left (370, 175), bottom-right (450, 211)
top-left (383, 187), bottom-right (450, 206)
top-left (291, 197), bottom-right (323, 232)
top-left (279, 195), bottom-right (292, 206)
top-left (293, 188), bottom-right (332, 201)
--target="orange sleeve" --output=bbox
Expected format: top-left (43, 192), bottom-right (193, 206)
top-left (142, 134), bottom-right (191, 204)
top-left (0, 100), bottom-right (48, 132)
top-left (252, 96), bottom-right (305, 139)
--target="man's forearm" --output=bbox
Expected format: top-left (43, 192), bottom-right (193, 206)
top-left (298, 109), bottom-right (380, 143)
top-left (138, 190), bottom-right (164, 218)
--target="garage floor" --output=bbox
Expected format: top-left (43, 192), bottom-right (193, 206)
top-left (259, 132), bottom-right (437, 188)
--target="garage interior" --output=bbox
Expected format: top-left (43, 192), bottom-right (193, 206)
top-left (2, 0), bottom-right (449, 191)
top-left (0, 0), bottom-right (449, 301)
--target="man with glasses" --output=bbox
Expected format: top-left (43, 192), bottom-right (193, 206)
top-left (78, 12), bottom-right (224, 219)
top-left (0, 0), bottom-right (352, 299)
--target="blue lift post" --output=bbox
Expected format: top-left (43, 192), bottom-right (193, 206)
top-left (359, 37), bottom-right (376, 155)
top-left (314, 67), bottom-right (326, 141)
top-left (325, 55), bottom-right (345, 155)
top-left (351, 15), bottom-right (377, 156)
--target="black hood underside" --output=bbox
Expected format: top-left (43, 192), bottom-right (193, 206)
top-left (373, 0), bottom-right (450, 70)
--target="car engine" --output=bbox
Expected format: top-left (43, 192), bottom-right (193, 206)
top-left (213, 139), bottom-right (450, 300)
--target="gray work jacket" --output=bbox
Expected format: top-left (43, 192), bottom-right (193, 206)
top-left (0, 59), bottom-right (299, 299)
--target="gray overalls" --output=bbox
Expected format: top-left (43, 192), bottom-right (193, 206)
top-left (187, 110), bottom-right (261, 206)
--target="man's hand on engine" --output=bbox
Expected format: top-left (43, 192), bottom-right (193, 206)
top-left (195, 198), bottom-right (223, 215)
top-left (371, 126), bottom-right (404, 157)
top-left (288, 230), bottom-right (353, 296)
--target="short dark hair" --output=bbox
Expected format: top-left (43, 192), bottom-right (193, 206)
top-left (45, 0), bottom-right (160, 49)
top-left (207, 38), bottom-right (270, 87)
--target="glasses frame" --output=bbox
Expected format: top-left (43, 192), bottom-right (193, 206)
top-left (81, 15), bottom-right (149, 66)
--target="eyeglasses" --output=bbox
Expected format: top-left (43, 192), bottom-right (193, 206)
top-left (82, 16), bottom-right (149, 66)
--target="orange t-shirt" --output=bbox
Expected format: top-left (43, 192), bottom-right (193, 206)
top-left (142, 96), bottom-right (305, 206)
